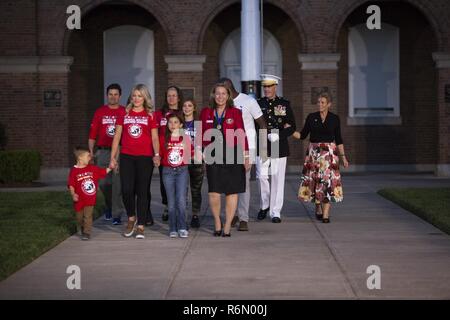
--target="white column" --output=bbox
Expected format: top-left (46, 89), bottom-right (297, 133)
top-left (241, 0), bottom-right (261, 82)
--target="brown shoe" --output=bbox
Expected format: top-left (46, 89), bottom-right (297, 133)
top-left (238, 221), bottom-right (249, 231)
top-left (231, 215), bottom-right (239, 228)
top-left (135, 227), bottom-right (145, 239)
top-left (123, 220), bottom-right (136, 238)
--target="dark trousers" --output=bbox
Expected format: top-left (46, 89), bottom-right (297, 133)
top-left (159, 165), bottom-right (168, 206)
top-left (120, 153), bottom-right (154, 225)
top-left (188, 164), bottom-right (204, 215)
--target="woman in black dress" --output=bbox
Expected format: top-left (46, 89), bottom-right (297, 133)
top-left (200, 83), bottom-right (251, 236)
top-left (296, 92), bottom-right (349, 223)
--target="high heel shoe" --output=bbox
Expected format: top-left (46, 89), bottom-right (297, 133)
top-left (315, 212), bottom-right (323, 221)
top-left (322, 217), bottom-right (330, 223)
top-left (213, 223), bottom-right (223, 237)
top-left (222, 232), bottom-right (231, 237)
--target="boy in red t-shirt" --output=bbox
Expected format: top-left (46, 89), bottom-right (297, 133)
top-left (68, 147), bottom-right (111, 240)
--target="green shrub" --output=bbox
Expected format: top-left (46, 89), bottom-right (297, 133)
top-left (0, 150), bottom-right (41, 183)
top-left (0, 123), bottom-right (6, 150)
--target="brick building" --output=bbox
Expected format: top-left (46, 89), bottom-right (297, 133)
top-left (0, 0), bottom-right (449, 179)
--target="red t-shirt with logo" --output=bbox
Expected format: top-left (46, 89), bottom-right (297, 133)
top-left (68, 165), bottom-right (107, 212)
top-left (160, 135), bottom-right (193, 167)
top-left (116, 109), bottom-right (158, 157)
top-left (88, 105), bottom-right (126, 147)
top-left (154, 109), bottom-right (179, 137)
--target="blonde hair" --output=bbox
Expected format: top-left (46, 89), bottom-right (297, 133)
top-left (209, 83), bottom-right (234, 109)
top-left (73, 146), bottom-right (89, 161)
top-left (318, 92), bottom-right (333, 104)
top-left (126, 84), bottom-right (153, 114)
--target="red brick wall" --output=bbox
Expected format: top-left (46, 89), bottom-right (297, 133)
top-left (1, 0), bottom-right (449, 169)
top-left (0, 0), bottom-right (37, 56)
top-left (437, 68), bottom-right (450, 164)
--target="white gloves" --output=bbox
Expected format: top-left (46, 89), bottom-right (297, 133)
top-left (267, 133), bottom-right (280, 142)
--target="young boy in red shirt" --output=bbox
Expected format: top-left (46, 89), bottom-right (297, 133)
top-left (68, 147), bottom-right (111, 240)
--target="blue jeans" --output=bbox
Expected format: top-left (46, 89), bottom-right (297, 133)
top-left (162, 166), bottom-right (189, 233)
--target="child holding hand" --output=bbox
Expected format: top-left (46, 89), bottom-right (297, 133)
top-left (68, 146), bottom-right (111, 240)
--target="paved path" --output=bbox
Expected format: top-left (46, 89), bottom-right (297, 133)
top-left (1, 174), bottom-right (450, 299)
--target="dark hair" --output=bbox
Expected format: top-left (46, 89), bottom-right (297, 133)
top-left (164, 113), bottom-right (185, 149)
top-left (73, 146), bottom-right (90, 160)
top-left (209, 83), bottom-right (234, 110)
top-left (217, 77), bottom-right (236, 92)
top-left (161, 86), bottom-right (184, 113)
top-left (106, 83), bottom-right (122, 96)
top-left (182, 99), bottom-right (199, 121)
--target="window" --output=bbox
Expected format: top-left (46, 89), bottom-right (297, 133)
top-left (103, 25), bottom-right (155, 106)
top-left (220, 28), bottom-right (283, 95)
top-left (348, 23), bottom-right (400, 125)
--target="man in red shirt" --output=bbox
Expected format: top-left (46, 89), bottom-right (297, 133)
top-left (88, 83), bottom-right (126, 225)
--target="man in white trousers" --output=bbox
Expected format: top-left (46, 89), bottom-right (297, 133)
top-left (256, 74), bottom-right (296, 223)
top-left (219, 78), bottom-right (267, 231)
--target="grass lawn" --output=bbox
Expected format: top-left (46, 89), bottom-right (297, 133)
top-left (0, 191), bottom-right (104, 282)
top-left (378, 188), bottom-right (450, 235)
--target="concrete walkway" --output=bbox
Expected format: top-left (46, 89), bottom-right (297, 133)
top-left (1, 173), bottom-right (450, 299)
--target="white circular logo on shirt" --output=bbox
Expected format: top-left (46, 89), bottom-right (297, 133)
top-left (106, 125), bottom-right (115, 137)
top-left (81, 179), bottom-right (96, 195)
top-left (128, 124), bottom-right (142, 138)
top-left (160, 118), bottom-right (167, 126)
top-left (168, 149), bottom-right (182, 166)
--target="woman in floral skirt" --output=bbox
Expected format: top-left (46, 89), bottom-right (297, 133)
top-left (296, 92), bottom-right (349, 223)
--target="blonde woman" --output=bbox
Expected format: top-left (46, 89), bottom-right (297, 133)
top-left (297, 92), bottom-right (349, 223)
top-left (110, 84), bottom-right (160, 239)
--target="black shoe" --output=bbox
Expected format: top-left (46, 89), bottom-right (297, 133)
top-left (322, 217), bottom-right (330, 223)
top-left (238, 221), bottom-right (249, 231)
top-left (231, 215), bottom-right (239, 227)
top-left (222, 232), bottom-right (231, 237)
top-left (315, 212), bottom-right (323, 221)
top-left (190, 215), bottom-right (200, 228)
top-left (271, 217), bottom-right (281, 223)
top-left (213, 223), bottom-right (223, 236)
top-left (145, 210), bottom-right (154, 226)
top-left (257, 208), bottom-right (269, 220)
top-left (162, 207), bottom-right (169, 222)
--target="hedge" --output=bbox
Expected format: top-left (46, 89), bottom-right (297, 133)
top-left (0, 150), bottom-right (41, 183)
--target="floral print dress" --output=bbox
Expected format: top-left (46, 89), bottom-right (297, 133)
top-left (298, 142), bottom-right (343, 203)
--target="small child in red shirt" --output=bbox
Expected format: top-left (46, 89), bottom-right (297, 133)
top-left (68, 147), bottom-right (111, 240)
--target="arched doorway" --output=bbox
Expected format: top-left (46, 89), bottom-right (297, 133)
top-left (337, 1), bottom-right (439, 169)
top-left (103, 25), bottom-right (155, 105)
top-left (219, 28), bottom-right (283, 95)
top-left (66, 2), bottom-right (167, 163)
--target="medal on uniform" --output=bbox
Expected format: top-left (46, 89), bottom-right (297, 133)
top-left (215, 109), bottom-right (226, 130)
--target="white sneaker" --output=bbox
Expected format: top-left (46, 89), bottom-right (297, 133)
top-left (135, 228), bottom-right (145, 239)
top-left (178, 229), bottom-right (189, 238)
top-left (169, 231), bottom-right (178, 238)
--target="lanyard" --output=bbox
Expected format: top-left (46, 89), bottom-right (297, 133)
top-left (185, 120), bottom-right (194, 130)
top-left (214, 109), bottom-right (226, 129)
